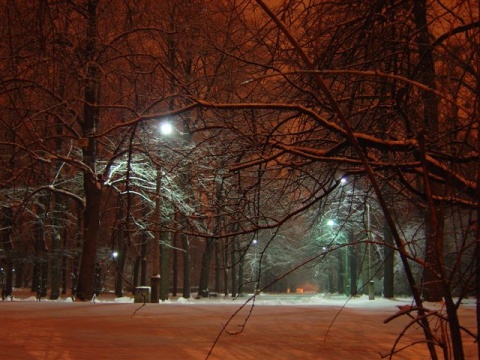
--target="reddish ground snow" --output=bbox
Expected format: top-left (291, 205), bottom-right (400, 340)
top-left (0, 292), bottom-right (477, 360)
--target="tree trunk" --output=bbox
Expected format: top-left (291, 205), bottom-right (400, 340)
top-left (138, 207), bottom-right (148, 288)
top-left (223, 238), bottom-right (229, 296)
top-left (181, 214), bottom-right (191, 299)
top-left (172, 236), bottom-right (178, 298)
top-left (337, 250), bottom-right (345, 294)
top-left (14, 263), bottom-right (23, 288)
top-left (198, 238), bottom-right (215, 297)
top-left (159, 221), bottom-right (171, 301)
top-left (76, 0), bottom-right (102, 301)
top-left (412, 4), bottom-right (465, 358)
top-left (50, 191), bottom-right (63, 300)
top-left (115, 204), bottom-right (127, 298)
top-left (49, 226), bottom-right (61, 300)
top-left (1, 207), bottom-right (14, 299)
top-left (61, 226), bottom-right (68, 294)
top-left (230, 225), bottom-right (241, 297)
top-left (383, 220), bottom-right (394, 298)
top-left (50, 13), bottom-right (69, 299)
top-left (422, 206), bottom-right (444, 302)
top-left (33, 204), bottom-right (48, 299)
top-left (231, 237), bottom-right (237, 298)
top-left (77, 179), bottom-right (102, 300)
top-left (132, 257), bottom-right (140, 292)
top-left (411, 0), bottom-right (444, 303)
top-left (140, 236), bottom-right (147, 286)
top-left (349, 231), bottom-right (358, 296)
top-left (214, 239), bottom-right (221, 294)
top-left (71, 203), bottom-right (83, 297)
top-left (172, 212), bottom-right (180, 297)
top-left (238, 242), bottom-right (245, 295)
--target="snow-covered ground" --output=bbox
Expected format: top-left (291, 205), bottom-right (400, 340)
top-left (0, 290), bottom-right (477, 360)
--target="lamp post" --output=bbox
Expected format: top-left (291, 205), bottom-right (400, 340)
top-left (252, 239), bottom-right (259, 292)
top-left (327, 219), bottom-right (349, 295)
top-left (151, 121), bottom-right (173, 303)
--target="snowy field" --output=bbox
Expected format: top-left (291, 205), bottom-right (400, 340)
top-left (0, 290), bottom-right (477, 360)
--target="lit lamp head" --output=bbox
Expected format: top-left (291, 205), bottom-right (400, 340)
top-left (159, 121), bottom-right (173, 136)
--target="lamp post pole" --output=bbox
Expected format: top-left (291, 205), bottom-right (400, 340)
top-left (327, 219), bottom-right (347, 294)
top-left (151, 164), bottom-right (162, 303)
top-left (150, 121), bottom-right (173, 303)
top-left (252, 239), bottom-right (259, 292)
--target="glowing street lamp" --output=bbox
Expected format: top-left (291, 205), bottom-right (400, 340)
top-left (159, 121), bottom-right (173, 136)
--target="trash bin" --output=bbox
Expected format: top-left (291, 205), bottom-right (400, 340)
top-left (134, 286), bottom-right (151, 303)
top-left (368, 280), bottom-right (375, 300)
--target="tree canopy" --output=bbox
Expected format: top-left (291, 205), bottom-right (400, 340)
top-left (0, 1), bottom-right (478, 359)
